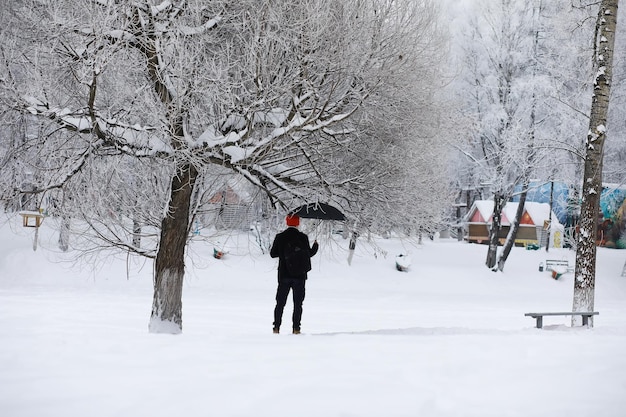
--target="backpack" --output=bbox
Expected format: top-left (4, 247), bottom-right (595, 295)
top-left (283, 239), bottom-right (311, 276)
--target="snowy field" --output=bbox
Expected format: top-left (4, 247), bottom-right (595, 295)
top-left (1, 215), bottom-right (625, 417)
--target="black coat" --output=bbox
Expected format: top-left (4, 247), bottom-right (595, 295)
top-left (270, 227), bottom-right (319, 280)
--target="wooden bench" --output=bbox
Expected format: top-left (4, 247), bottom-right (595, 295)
top-left (545, 259), bottom-right (574, 272)
top-left (525, 312), bottom-right (599, 328)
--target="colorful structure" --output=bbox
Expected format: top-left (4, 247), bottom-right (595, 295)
top-left (464, 201), bottom-right (564, 248)
top-left (511, 182), bottom-right (626, 249)
top-left (601, 196), bottom-right (626, 249)
top-left (512, 182), bottom-right (570, 224)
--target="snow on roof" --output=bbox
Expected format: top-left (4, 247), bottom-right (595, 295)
top-left (472, 200), bottom-right (495, 223)
top-left (466, 200), bottom-right (561, 226)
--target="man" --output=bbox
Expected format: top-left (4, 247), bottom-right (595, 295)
top-left (270, 214), bottom-right (319, 334)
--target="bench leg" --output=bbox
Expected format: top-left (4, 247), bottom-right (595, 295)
top-left (536, 316), bottom-right (543, 329)
top-left (582, 315), bottom-right (589, 327)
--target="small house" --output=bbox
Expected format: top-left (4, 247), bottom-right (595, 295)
top-left (206, 182), bottom-right (256, 230)
top-left (464, 200), bottom-right (563, 248)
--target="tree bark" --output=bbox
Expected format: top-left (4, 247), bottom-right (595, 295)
top-left (149, 162), bottom-right (198, 333)
top-left (486, 193), bottom-right (506, 269)
top-left (573, 0), bottom-right (619, 326)
top-left (545, 180), bottom-right (554, 252)
top-left (132, 217), bottom-right (141, 248)
top-left (497, 189), bottom-right (528, 272)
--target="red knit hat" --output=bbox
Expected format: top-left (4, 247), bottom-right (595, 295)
top-left (286, 214), bottom-right (300, 227)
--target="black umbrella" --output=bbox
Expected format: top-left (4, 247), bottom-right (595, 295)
top-left (289, 202), bottom-right (345, 221)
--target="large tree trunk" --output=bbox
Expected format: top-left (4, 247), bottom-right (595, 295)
top-left (572, 0), bottom-right (619, 326)
top-left (149, 162), bottom-right (198, 334)
top-left (497, 189), bottom-right (528, 272)
top-left (486, 193), bottom-right (506, 269)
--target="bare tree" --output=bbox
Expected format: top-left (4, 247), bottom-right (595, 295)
top-left (573, 0), bottom-right (619, 326)
top-left (453, 0), bottom-right (544, 269)
top-left (496, 1), bottom-right (545, 271)
top-left (0, 0), bottom-right (445, 333)
top-left (328, 3), bottom-right (451, 239)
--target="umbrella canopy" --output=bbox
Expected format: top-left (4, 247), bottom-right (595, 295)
top-left (289, 203), bottom-right (345, 221)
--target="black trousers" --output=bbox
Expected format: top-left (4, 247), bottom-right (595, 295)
top-left (273, 278), bottom-right (306, 330)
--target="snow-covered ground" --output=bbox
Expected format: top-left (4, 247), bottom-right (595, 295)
top-left (1, 215), bottom-right (625, 417)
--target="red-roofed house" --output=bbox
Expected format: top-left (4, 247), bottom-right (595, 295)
top-left (464, 201), bottom-right (564, 248)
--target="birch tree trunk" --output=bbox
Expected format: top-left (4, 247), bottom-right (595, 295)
top-left (572, 0), bottom-right (619, 326)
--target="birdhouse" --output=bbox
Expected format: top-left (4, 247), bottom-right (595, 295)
top-left (19, 210), bottom-right (45, 228)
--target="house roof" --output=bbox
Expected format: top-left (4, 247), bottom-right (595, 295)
top-left (466, 200), bottom-right (561, 226)
top-left (208, 186), bottom-right (245, 204)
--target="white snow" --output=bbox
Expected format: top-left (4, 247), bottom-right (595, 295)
top-left (595, 66), bottom-right (607, 84)
top-left (222, 145), bottom-right (249, 163)
top-left (148, 316), bottom-right (182, 334)
top-left (151, 1), bottom-right (173, 15)
top-left (105, 29), bottom-right (136, 42)
top-left (179, 17), bottom-right (222, 36)
top-left (1, 216), bottom-right (625, 417)
top-left (252, 108), bottom-right (289, 127)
